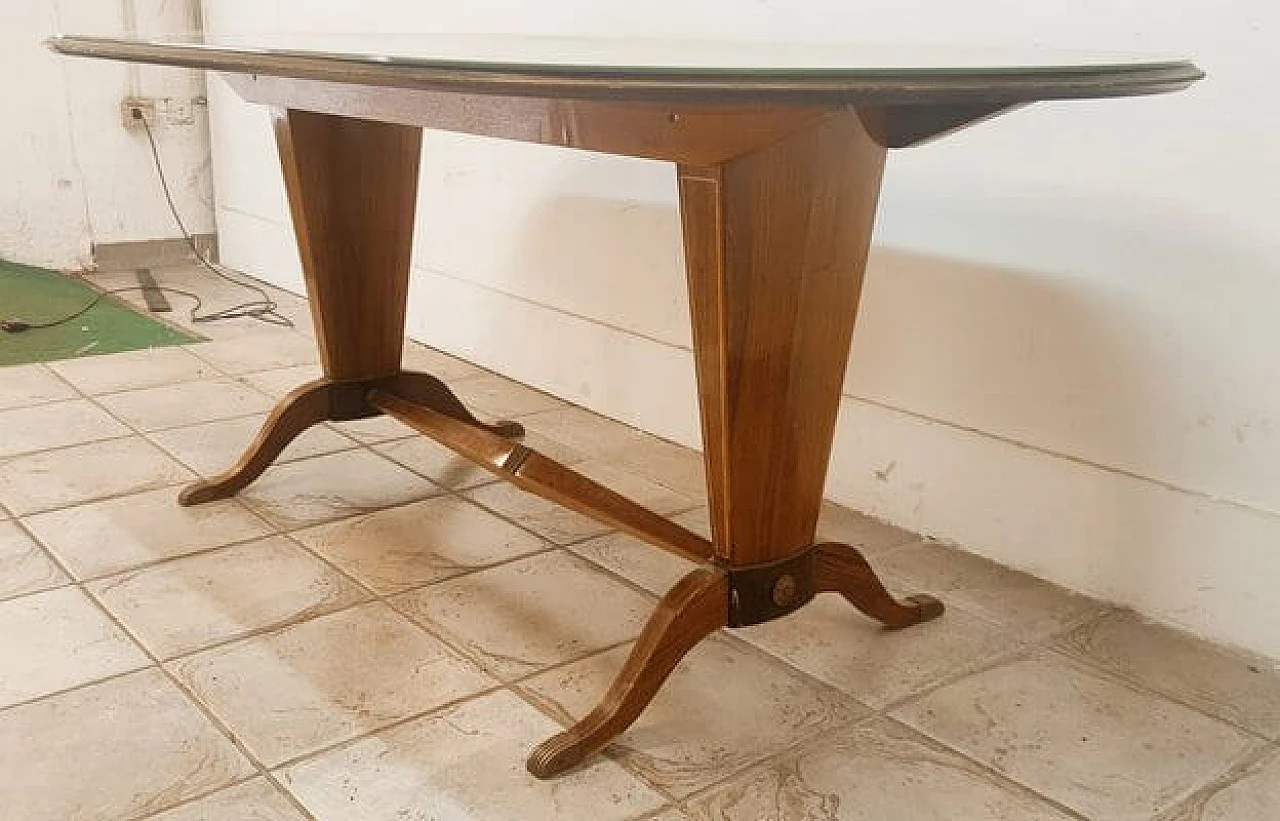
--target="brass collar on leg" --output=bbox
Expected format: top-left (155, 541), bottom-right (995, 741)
top-left (721, 549), bottom-right (817, 627)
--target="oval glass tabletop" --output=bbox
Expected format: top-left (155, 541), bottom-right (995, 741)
top-left (47, 33), bottom-right (1202, 104)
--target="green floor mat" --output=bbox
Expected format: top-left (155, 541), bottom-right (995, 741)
top-left (0, 259), bottom-right (198, 367)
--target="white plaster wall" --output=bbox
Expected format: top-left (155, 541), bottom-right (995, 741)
top-left (201, 1), bottom-right (1280, 658)
top-left (0, 0), bottom-right (213, 271)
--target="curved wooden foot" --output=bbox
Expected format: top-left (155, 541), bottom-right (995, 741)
top-left (391, 370), bottom-right (524, 439)
top-left (178, 379), bottom-right (333, 506)
top-left (814, 542), bottom-right (944, 628)
top-left (527, 566), bottom-right (729, 778)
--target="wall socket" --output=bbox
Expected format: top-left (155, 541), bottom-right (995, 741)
top-left (121, 97), bottom-right (157, 128)
top-left (121, 96), bottom-right (200, 129)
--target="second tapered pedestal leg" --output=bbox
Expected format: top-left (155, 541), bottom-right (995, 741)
top-left (180, 110), bottom-right (522, 504)
top-left (524, 110), bottom-right (942, 778)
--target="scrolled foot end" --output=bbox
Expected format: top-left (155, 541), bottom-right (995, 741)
top-left (177, 481), bottom-right (230, 507)
top-left (899, 593), bottom-right (945, 627)
top-left (526, 732), bottom-right (588, 779)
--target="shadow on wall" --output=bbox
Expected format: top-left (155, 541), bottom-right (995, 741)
top-left (413, 173), bottom-right (1276, 626)
top-left (407, 189), bottom-right (702, 444)
top-left (859, 175), bottom-right (1280, 504)
top-left (861, 178), bottom-right (1280, 507)
top-left (850, 246), bottom-right (1155, 584)
top-left (501, 193), bottom-right (688, 347)
top-left (849, 225), bottom-right (1278, 605)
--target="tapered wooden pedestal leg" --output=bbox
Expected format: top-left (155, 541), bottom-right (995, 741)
top-left (274, 108), bottom-right (421, 382)
top-left (179, 109), bottom-right (520, 506)
top-left (525, 110), bottom-right (942, 777)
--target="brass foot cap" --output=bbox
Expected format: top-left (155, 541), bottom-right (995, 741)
top-left (526, 732), bottom-right (586, 780)
top-left (177, 481), bottom-right (226, 507)
top-left (904, 593), bottom-right (945, 624)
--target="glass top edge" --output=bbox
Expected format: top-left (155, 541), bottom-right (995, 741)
top-left (47, 34), bottom-right (1200, 80)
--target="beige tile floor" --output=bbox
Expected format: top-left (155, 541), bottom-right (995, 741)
top-left (1, 266), bottom-right (1278, 820)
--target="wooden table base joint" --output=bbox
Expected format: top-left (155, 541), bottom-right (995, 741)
top-left (177, 369), bottom-right (522, 506)
top-left (527, 542), bottom-right (944, 778)
top-left (721, 550), bottom-right (818, 627)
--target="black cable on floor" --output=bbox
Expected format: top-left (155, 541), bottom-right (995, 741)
top-left (140, 116), bottom-right (293, 328)
top-left (2, 115), bottom-right (295, 334)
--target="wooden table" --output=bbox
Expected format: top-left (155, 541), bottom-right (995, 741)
top-left (50, 34), bottom-right (1201, 778)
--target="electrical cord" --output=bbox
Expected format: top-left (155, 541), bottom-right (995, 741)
top-left (0, 284), bottom-right (206, 333)
top-left (2, 112), bottom-right (294, 334)
top-left (139, 116), bottom-right (292, 328)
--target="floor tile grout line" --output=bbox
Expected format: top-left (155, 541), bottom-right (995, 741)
top-left (873, 711), bottom-right (1095, 821)
top-left (1042, 612), bottom-right (1280, 741)
top-left (93, 391), bottom-right (283, 436)
top-left (0, 426), bottom-right (138, 464)
top-left (47, 354), bottom-right (233, 398)
top-left (126, 773), bottom-right (268, 821)
top-left (0, 393), bottom-right (90, 413)
top-left (143, 589), bottom-right (380, 666)
top-left (93, 373), bottom-right (278, 405)
top-left (26, 509), bottom-right (279, 586)
top-left (0, 656), bottom-right (155, 716)
top-left (1035, 640), bottom-right (1279, 746)
top-left (8, 476), bottom-right (193, 520)
top-left (855, 605), bottom-right (1122, 722)
top-left (888, 644), bottom-right (1271, 821)
top-left (259, 680), bottom-right (511, 774)
top-left (874, 641), bottom-right (1038, 717)
top-left (181, 337), bottom-right (322, 377)
top-left (873, 692), bottom-right (1105, 820)
top-left (0, 512), bottom-right (74, 602)
top-left (1151, 741), bottom-right (1280, 821)
top-left (4, 504), bottom-right (319, 820)
top-left (69, 572), bottom-right (323, 821)
top-left (0, 577), bottom-right (76, 606)
top-left (666, 706), bottom-right (1093, 821)
top-left (352, 544), bottom-right (639, 688)
top-left (252, 632), bottom-right (649, 778)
